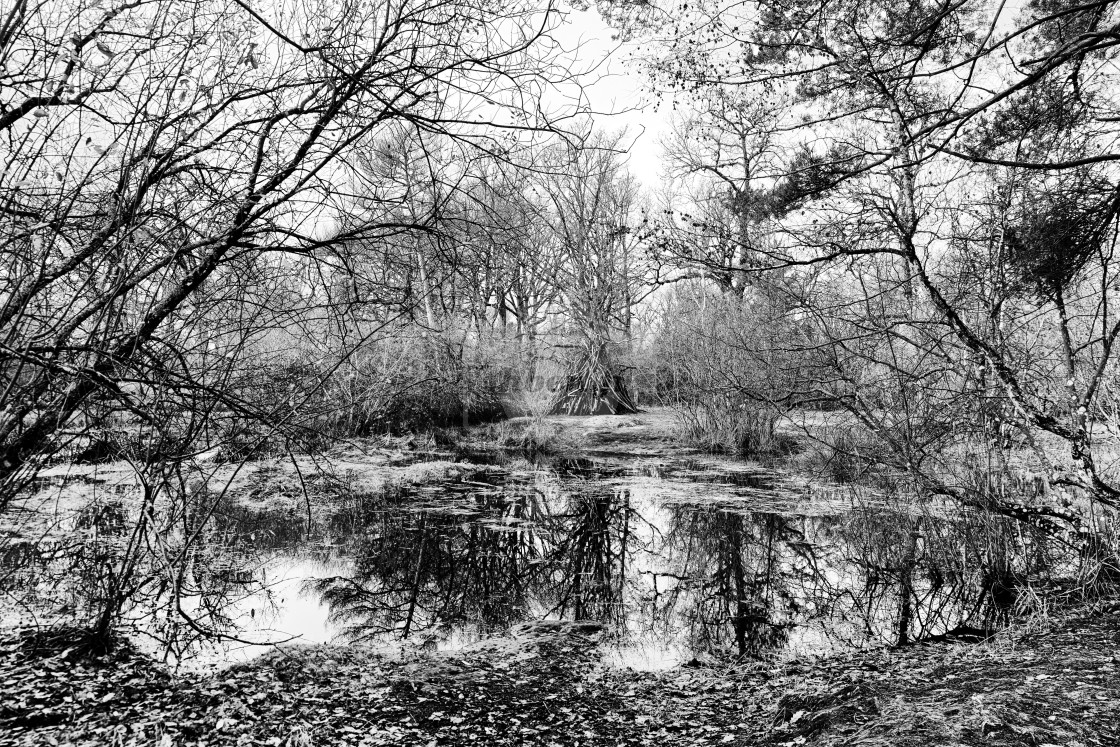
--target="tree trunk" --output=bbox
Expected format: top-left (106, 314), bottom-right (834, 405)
top-left (549, 337), bottom-right (637, 416)
top-left (896, 521), bottom-right (921, 646)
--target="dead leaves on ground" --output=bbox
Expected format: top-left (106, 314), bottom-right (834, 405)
top-left (2, 615), bottom-right (1120, 747)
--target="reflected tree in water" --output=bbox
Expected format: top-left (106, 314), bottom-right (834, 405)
top-left (312, 472), bottom-right (648, 643)
top-left (540, 485), bottom-right (637, 625)
top-left (658, 507), bottom-right (817, 659)
top-left (830, 507), bottom-right (1064, 645)
top-left (0, 482), bottom-right (281, 661)
top-left (314, 484), bottom-right (549, 640)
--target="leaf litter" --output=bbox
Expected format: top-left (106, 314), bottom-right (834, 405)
top-left (2, 605), bottom-right (1119, 747)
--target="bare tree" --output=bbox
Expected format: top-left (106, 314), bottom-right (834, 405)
top-left (615, 0), bottom-right (1120, 553)
top-left (533, 131), bottom-right (650, 415)
top-left (656, 91), bottom-right (787, 296)
top-left (0, 0), bottom-right (579, 507)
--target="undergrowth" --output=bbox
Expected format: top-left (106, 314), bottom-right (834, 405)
top-left (673, 398), bottom-right (785, 456)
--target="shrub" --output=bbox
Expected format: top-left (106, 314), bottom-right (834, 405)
top-left (810, 428), bottom-right (873, 484)
top-left (673, 397), bottom-right (781, 456)
top-left (228, 323), bottom-right (524, 445)
top-left (642, 284), bottom-right (805, 456)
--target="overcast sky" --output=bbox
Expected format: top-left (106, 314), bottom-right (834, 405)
top-left (554, 7), bottom-right (671, 189)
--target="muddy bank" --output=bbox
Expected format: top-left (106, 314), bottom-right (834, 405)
top-left (485, 410), bottom-right (685, 457)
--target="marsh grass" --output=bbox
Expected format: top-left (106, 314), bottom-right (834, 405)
top-left (479, 389), bottom-right (573, 454)
top-left (806, 428), bottom-right (873, 484)
top-left (485, 417), bottom-right (567, 454)
top-left (673, 399), bottom-right (784, 456)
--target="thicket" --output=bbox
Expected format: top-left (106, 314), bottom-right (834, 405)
top-left (251, 326), bottom-right (521, 442)
top-left (637, 285), bottom-right (803, 456)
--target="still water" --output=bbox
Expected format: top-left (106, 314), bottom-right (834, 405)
top-left (2, 454), bottom-right (1051, 669)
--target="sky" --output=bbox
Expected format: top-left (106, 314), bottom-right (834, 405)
top-left (551, 7), bottom-right (672, 189)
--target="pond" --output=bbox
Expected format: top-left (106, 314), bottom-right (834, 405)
top-left (0, 452), bottom-right (1062, 669)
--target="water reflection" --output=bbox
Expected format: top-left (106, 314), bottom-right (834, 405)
top-left (0, 457), bottom-right (1070, 666)
top-left (0, 487), bottom-right (319, 663)
top-left (301, 459), bottom-right (1064, 662)
top-left (658, 509), bottom-right (803, 657)
top-left (315, 483), bottom-right (548, 640)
